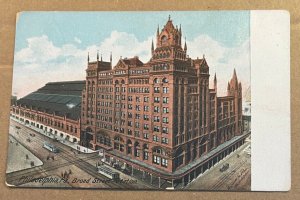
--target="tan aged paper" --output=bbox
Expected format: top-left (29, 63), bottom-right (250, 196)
top-left (0, 1), bottom-right (298, 200)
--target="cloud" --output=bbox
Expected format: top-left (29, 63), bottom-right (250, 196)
top-left (13, 32), bottom-right (250, 100)
top-left (74, 37), bottom-right (82, 44)
top-left (187, 35), bottom-right (250, 97)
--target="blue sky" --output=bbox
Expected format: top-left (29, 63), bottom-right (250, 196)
top-left (16, 11), bottom-right (249, 50)
top-left (13, 11), bottom-right (250, 98)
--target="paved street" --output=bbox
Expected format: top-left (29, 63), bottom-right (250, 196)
top-left (6, 120), bottom-right (149, 189)
top-left (185, 138), bottom-right (251, 191)
top-left (6, 135), bottom-right (43, 173)
top-left (7, 119), bottom-right (250, 190)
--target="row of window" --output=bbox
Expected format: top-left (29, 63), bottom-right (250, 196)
top-left (128, 87), bottom-right (150, 93)
top-left (154, 87), bottom-right (169, 93)
top-left (153, 155), bottom-right (168, 167)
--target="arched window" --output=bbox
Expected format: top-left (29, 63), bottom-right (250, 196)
top-left (162, 78), bottom-right (168, 83)
top-left (127, 139), bottom-right (132, 154)
top-left (134, 142), bottom-right (140, 157)
top-left (114, 136), bottom-right (124, 152)
top-left (153, 78), bottom-right (160, 84)
top-left (161, 35), bottom-right (168, 45)
top-left (143, 144), bottom-right (149, 160)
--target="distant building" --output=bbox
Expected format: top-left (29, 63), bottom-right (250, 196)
top-left (11, 95), bottom-right (17, 106)
top-left (10, 81), bottom-right (85, 143)
top-left (80, 17), bottom-right (246, 185)
top-left (242, 86), bottom-right (251, 132)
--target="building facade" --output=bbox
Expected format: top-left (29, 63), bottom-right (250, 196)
top-left (11, 81), bottom-right (85, 143)
top-left (80, 17), bottom-right (243, 177)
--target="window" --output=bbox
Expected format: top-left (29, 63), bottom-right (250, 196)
top-left (163, 87), bottom-right (169, 93)
top-left (154, 78), bottom-right (160, 84)
top-left (144, 151), bottom-right (149, 160)
top-left (153, 155), bottom-right (161, 164)
top-left (135, 122), bottom-right (140, 128)
top-left (153, 126), bottom-right (160, 132)
top-left (154, 106), bottom-right (160, 113)
top-left (154, 116), bottom-right (160, 122)
top-left (153, 135), bottom-right (159, 142)
top-left (162, 117), bottom-right (169, 124)
top-left (162, 137), bottom-right (169, 144)
top-left (136, 97), bottom-right (140, 102)
top-left (144, 106), bottom-right (149, 112)
top-left (144, 133), bottom-right (149, 139)
top-left (128, 96), bottom-right (133, 101)
top-left (154, 97), bottom-right (160, 103)
top-left (144, 115), bottom-right (149, 120)
top-left (162, 78), bottom-right (168, 83)
top-left (162, 127), bottom-right (169, 134)
top-left (162, 158), bottom-right (168, 167)
top-left (135, 114), bottom-right (140, 119)
top-left (163, 107), bottom-right (169, 113)
top-left (154, 87), bottom-right (160, 93)
top-left (144, 97), bottom-right (149, 102)
top-left (136, 105), bottom-right (141, 111)
top-left (144, 124), bottom-right (149, 130)
top-left (128, 129), bottom-right (132, 135)
top-left (135, 149), bottom-right (140, 157)
top-left (163, 97), bottom-right (169, 104)
top-left (134, 131), bottom-right (140, 137)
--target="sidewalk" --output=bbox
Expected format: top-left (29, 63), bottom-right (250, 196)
top-left (10, 117), bottom-right (96, 154)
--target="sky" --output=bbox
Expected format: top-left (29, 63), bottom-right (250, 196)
top-left (13, 11), bottom-right (250, 98)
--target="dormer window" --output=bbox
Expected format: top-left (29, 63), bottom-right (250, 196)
top-left (161, 35), bottom-right (168, 45)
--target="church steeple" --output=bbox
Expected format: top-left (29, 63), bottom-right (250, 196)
top-left (214, 72), bottom-right (217, 90)
top-left (151, 39), bottom-right (154, 55)
top-left (184, 37), bottom-right (187, 52)
top-left (97, 50), bottom-right (99, 61)
top-left (156, 16), bottom-right (183, 48)
top-left (87, 52), bottom-right (90, 63)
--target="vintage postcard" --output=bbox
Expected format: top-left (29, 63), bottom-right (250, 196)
top-left (5, 11), bottom-right (290, 191)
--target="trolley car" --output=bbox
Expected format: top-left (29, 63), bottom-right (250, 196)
top-left (43, 142), bottom-right (59, 153)
top-left (97, 165), bottom-right (120, 180)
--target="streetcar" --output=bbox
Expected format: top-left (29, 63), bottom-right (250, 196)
top-left (43, 141), bottom-right (59, 153)
top-left (97, 165), bottom-right (120, 180)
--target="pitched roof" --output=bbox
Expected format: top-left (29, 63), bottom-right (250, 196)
top-left (17, 81), bottom-right (85, 120)
top-left (122, 57), bottom-right (144, 67)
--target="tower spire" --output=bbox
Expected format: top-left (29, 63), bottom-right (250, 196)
top-left (110, 52), bottom-right (112, 63)
top-left (151, 39), bottom-right (154, 54)
top-left (214, 72), bottom-right (217, 90)
top-left (168, 14), bottom-right (171, 21)
top-left (101, 54), bottom-right (103, 61)
top-left (157, 25), bottom-right (159, 36)
top-left (184, 37), bottom-right (187, 52)
top-left (87, 52), bottom-right (90, 62)
top-left (97, 50), bottom-right (99, 61)
top-left (233, 68), bottom-right (237, 79)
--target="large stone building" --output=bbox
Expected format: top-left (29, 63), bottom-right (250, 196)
top-left (80, 17), bottom-right (245, 185)
top-left (11, 81), bottom-right (85, 143)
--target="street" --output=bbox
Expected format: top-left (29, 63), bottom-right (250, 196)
top-left (185, 138), bottom-right (251, 191)
top-left (6, 119), bottom-right (250, 190)
top-left (6, 119), bottom-right (146, 189)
